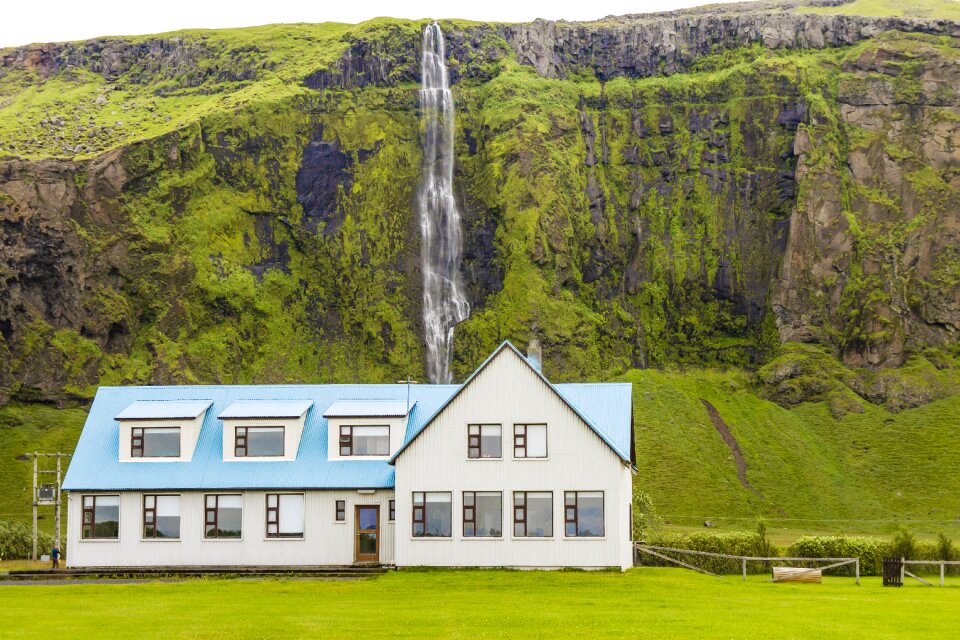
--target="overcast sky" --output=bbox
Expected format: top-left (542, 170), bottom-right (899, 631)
top-left (2, 0), bottom-right (740, 48)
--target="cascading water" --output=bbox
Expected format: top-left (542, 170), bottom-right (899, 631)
top-left (417, 22), bottom-right (470, 384)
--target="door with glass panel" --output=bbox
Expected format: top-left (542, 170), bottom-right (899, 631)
top-left (354, 505), bottom-right (379, 562)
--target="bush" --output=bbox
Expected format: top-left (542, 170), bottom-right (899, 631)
top-left (642, 530), bottom-right (776, 574)
top-left (638, 528), bottom-right (956, 577)
top-left (0, 520), bottom-right (54, 561)
top-left (787, 535), bottom-right (886, 576)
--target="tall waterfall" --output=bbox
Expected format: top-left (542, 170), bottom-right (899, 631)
top-left (417, 22), bottom-right (470, 384)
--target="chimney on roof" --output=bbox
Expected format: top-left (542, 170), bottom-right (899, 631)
top-left (526, 337), bottom-right (542, 372)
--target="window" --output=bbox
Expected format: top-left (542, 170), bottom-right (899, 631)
top-left (412, 492), bottom-right (452, 537)
top-left (131, 427), bottom-right (180, 458)
top-left (339, 426), bottom-right (390, 456)
top-left (205, 495), bottom-right (242, 538)
top-left (565, 491), bottom-right (604, 537)
top-left (513, 491), bottom-right (552, 537)
top-left (467, 424), bottom-right (501, 458)
top-left (143, 495), bottom-right (180, 539)
top-left (463, 492), bottom-right (502, 537)
top-left (235, 426), bottom-right (284, 457)
top-left (514, 424), bottom-right (547, 458)
top-left (388, 500), bottom-right (396, 522)
top-left (335, 500), bottom-right (346, 522)
top-left (266, 494), bottom-right (304, 538)
top-left (81, 495), bottom-right (119, 539)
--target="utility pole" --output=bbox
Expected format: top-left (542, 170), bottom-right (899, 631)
top-left (30, 452), bottom-right (70, 562)
top-left (56, 453), bottom-right (62, 552)
top-left (31, 453), bottom-right (37, 561)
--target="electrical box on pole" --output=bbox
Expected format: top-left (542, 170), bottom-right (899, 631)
top-left (29, 452), bottom-right (70, 562)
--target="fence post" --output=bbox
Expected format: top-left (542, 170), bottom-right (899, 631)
top-left (900, 557), bottom-right (905, 585)
top-left (742, 557), bottom-right (747, 581)
top-left (941, 562), bottom-right (945, 587)
top-left (855, 558), bottom-right (860, 586)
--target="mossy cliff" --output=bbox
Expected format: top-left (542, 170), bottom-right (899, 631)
top-left (0, 1), bottom-right (959, 405)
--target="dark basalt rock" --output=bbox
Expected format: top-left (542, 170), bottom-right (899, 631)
top-left (295, 135), bottom-right (353, 235)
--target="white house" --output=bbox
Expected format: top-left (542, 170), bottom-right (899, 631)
top-left (62, 341), bottom-right (636, 569)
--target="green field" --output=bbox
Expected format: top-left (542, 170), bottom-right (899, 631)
top-left (1, 569), bottom-right (958, 639)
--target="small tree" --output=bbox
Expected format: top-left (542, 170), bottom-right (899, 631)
top-left (632, 491), bottom-right (662, 542)
top-left (937, 532), bottom-right (956, 575)
top-left (891, 527), bottom-right (917, 560)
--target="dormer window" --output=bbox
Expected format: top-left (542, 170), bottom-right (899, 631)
top-left (235, 426), bottom-right (284, 457)
top-left (324, 400), bottom-right (413, 461)
top-left (131, 427), bottom-right (181, 458)
top-left (116, 400), bottom-right (211, 463)
top-left (219, 400), bottom-right (313, 462)
top-left (339, 425), bottom-right (390, 456)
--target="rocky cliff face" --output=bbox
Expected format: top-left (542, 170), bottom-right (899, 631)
top-left (1, 2), bottom-right (958, 404)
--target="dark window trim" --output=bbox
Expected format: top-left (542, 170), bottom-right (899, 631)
top-left (142, 494), bottom-right (180, 540)
top-left (234, 425), bottom-right (284, 458)
top-left (564, 491), bottom-right (605, 538)
top-left (81, 495), bottom-right (119, 540)
top-left (339, 425), bottom-right (390, 457)
top-left (463, 491), bottom-right (502, 538)
top-left (513, 491), bottom-right (553, 538)
top-left (131, 427), bottom-right (181, 458)
top-left (412, 491), bottom-right (452, 538)
top-left (513, 424), bottom-right (547, 459)
top-left (266, 493), bottom-right (304, 538)
top-left (204, 494), bottom-right (242, 539)
top-left (335, 499), bottom-right (346, 522)
top-left (388, 499), bottom-right (396, 522)
top-left (467, 424), bottom-right (502, 459)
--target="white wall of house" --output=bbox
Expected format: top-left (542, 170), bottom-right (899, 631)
top-left (66, 489), bottom-right (395, 567)
top-left (393, 348), bottom-right (634, 570)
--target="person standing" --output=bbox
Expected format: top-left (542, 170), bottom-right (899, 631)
top-left (51, 543), bottom-right (60, 569)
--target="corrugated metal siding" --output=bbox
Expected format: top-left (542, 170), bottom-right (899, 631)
top-left (67, 489), bottom-right (395, 567)
top-left (217, 400), bottom-right (314, 419)
top-left (394, 349), bottom-right (633, 569)
top-left (323, 400), bottom-right (413, 417)
top-left (115, 400), bottom-right (213, 420)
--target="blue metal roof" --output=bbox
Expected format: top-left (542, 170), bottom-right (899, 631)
top-left (323, 400), bottom-right (413, 418)
top-left (114, 400), bottom-right (213, 420)
top-left (64, 346), bottom-right (634, 491)
top-left (218, 400), bottom-right (314, 419)
top-left (64, 385), bottom-right (456, 492)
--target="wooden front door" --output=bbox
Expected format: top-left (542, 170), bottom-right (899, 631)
top-left (354, 505), bottom-right (379, 563)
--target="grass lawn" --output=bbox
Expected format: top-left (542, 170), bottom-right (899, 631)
top-left (1, 568), bottom-right (958, 639)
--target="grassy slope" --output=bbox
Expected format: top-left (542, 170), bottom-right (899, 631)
top-left (3, 569), bottom-right (960, 639)
top-left (0, 19), bottom-right (451, 160)
top-left (801, 0), bottom-right (960, 19)
top-left (0, 404), bottom-right (85, 536)
top-left (624, 368), bottom-right (960, 540)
